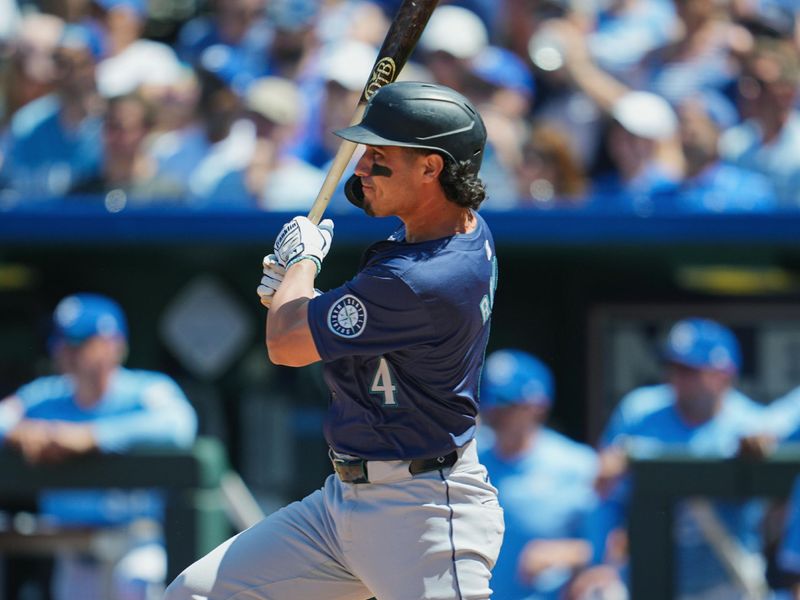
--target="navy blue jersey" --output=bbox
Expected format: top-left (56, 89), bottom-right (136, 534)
top-left (308, 211), bottom-right (498, 460)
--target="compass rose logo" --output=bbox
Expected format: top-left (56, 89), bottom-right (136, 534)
top-left (327, 295), bottom-right (368, 338)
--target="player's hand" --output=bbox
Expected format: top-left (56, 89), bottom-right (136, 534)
top-left (594, 446), bottom-right (628, 498)
top-left (257, 254), bottom-right (286, 309)
top-left (274, 216), bottom-right (334, 275)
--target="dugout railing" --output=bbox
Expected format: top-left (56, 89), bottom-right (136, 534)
top-left (0, 435), bottom-right (231, 583)
top-left (628, 447), bottom-right (800, 599)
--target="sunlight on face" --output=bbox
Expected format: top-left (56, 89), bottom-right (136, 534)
top-left (353, 146), bottom-right (426, 217)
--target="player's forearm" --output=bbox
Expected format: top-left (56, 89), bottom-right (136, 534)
top-left (266, 260), bottom-right (320, 366)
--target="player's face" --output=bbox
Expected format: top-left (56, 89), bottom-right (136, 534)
top-left (353, 145), bottom-right (429, 218)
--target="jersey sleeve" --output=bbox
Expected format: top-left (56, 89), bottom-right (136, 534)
top-left (307, 268), bottom-right (435, 362)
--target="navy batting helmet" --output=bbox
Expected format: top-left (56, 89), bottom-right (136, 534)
top-left (480, 350), bottom-right (554, 410)
top-left (334, 81), bottom-right (487, 174)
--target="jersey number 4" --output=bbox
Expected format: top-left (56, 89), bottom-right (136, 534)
top-left (370, 357), bottom-right (397, 407)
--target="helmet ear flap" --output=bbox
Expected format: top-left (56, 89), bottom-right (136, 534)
top-left (344, 174), bottom-right (365, 209)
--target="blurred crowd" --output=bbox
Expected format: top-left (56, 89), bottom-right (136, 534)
top-left (0, 0), bottom-right (798, 214)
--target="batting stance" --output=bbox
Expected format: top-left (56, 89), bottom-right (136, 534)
top-left (164, 81), bottom-right (504, 599)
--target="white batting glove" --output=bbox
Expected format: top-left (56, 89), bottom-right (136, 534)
top-left (257, 254), bottom-right (286, 309)
top-left (274, 216), bottom-right (334, 275)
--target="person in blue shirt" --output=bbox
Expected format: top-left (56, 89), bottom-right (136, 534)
top-left (478, 349), bottom-right (598, 600)
top-left (599, 317), bottom-right (765, 450)
top-left (0, 293), bottom-right (197, 600)
top-left (581, 317), bottom-right (769, 600)
top-left (167, 81), bottom-right (504, 600)
top-left (652, 91), bottom-right (778, 214)
top-left (0, 24), bottom-right (103, 198)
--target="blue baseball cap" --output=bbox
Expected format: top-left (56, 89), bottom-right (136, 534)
top-left (470, 45), bottom-right (535, 97)
top-left (58, 23), bottom-right (104, 61)
top-left (662, 318), bottom-right (741, 373)
top-left (199, 44), bottom-right (258, 96)
top-left (51, 293), bottom-right (127, 346)
top-left (480, 349), bottom-right (553, 410)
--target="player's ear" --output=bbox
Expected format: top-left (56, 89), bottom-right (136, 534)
top-left (420, 152), bottom-right (444, 181)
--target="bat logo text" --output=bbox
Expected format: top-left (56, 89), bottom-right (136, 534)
top-left (365, 58), bottom-right (397, 99)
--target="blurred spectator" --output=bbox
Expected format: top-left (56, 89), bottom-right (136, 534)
top-left (139, 66), bottom-right (208, 198)
top-left (69, 92), bottom-right (185, 204)
top-left (585, 0), bottom-right (677, 80)
top-left (632, 0), bottom-right (740, 104)
top-left (720, 35), bottom-right (800, 209)
top-left (523, 2), bottom-right (609, 171)
top-left (175, 0), bottom-right (272, 76)
top-left (0, 12), bottom-right (64, 128)
top-left (0, 292), bottom-right (197, 600)
top-left (265, 0), bottom-right (324, 80)
top-left (191, 76), bottom-right (323, 211)
top-left (515, 123), bottom-right (588, 209)
top-left (292, 39), bottom-right (377, 170)
top-left (655, 90), bottom-right (777, 213)
top-left (0, 24), bottom-right (104, 198)
top-left (478, 349), bottom-right (598, 600)
top-left (417, 4), bottom-right (488, 93)
top-left (313, 0), bottom-right (389, 48)
top-left (462, 45), bottom-right (536, 209)
top-left (585, 317), bottom-right (768, 600)
top-left (186, 44), bottom-right (255, 205)
top-left (466, 44), bottom-right (535, 121)
top-left (588, 91), bottom-right (680, 214)
top-left (91, 0), bottom-right (184, 99)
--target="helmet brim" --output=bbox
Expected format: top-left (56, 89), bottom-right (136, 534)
top-left (334, 124), bottom-right (454, 160)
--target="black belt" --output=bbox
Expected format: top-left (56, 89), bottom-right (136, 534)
top-left (330, 450), bottom-right (459, 484)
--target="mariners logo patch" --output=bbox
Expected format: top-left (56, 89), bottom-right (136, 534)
top-left (328, 295), bottom-right (367, 338)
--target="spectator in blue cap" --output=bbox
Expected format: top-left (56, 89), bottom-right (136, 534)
top-left (478, 349), bottom-right (599, 600)
top-left (0, 292), bottom-right (197, 600)
top-left (0, 22), bottom-right (104, 198)
top-left (467, 45), bottom-right (535, 120)
top-left (652, 91), bottom-right (777, 213)
top-left (583, 317), bottom-right (769, 600)
top-left (599, 317), bottom-right (763, 450)
top-left (175, 0), bottom-right (272, 79)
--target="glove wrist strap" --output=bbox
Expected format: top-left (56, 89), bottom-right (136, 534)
top-left (286, 255), bottom-right (321, 275)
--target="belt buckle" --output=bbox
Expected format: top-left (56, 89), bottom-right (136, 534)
top-left (330, 451), bottom-right (369, 484)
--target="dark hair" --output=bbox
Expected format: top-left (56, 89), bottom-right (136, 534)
top-left (440, 157), bottom-right (487, 210)
top-left (409, 148), bottom-right (487, 210)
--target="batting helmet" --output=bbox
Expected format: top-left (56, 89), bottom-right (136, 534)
top-left (334, 81), bottom-right (487, 174)
top-left (480, 349), bottom-right (554, 410)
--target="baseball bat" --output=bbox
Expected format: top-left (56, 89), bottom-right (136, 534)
top-left (306, 0), bottom-right (441, 224)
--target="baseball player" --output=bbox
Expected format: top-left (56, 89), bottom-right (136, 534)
top-left (165, 81), bottom-right (504, 600)
top-left (0, 293), bottom-right (198, 600)
top-left (478, 349), bottom-right (599, 600)
top-left (598, 317), bottom-right (765, 449)
top-left (587, 317), bottom-right (768, 599)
